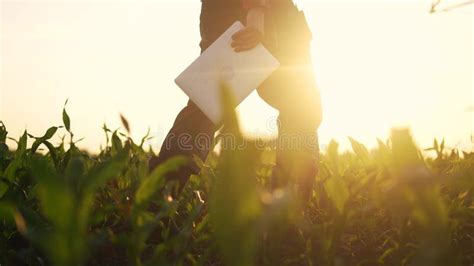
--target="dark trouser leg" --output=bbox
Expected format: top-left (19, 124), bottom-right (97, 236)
top-left (149, 100), bottom-right (216, 185)
top-left (259, 2), bottom-right (322, 200)
top-left (273, 61), bottom-right (322, 200)
top-left (148, 1), bottom-right (241, 186)
top-left (270, 63), bottom-right (321, 199)
top-left (272, 113), bottom-right (320, 201)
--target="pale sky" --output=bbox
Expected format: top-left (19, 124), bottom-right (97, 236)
top-left (1, 0), bottom-right (473, 153)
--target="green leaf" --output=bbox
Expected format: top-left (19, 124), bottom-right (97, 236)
top-left (31, 127), bottom-right (58, 153)
top-left (324, 176), bottom-right (349, 214)
top-left (64, 155), bottom-right (86, 188)
top-left (43, 141), bottom-right (59, 166)
top-left (4, 132), bottom-right (28, 180)
top-left (327, 139), bottom-right (339, 161)
top-left (348, 137), bottom-right (369, 161)
top-left (63, 99), bottom-right (71, 132)
top-left (111, 130), bottom-right (123, 154)
top-left (0, 121), bottom-right (7, 142)
top-left (76, 148), bottom-right (130, 233)
top-left (0, 201), bottom-right (15, 224)
top-left (139, 128), bottom-right (151, 147)
top-left (219, 82), bottom-right (240, 132)
top-left (44, 126), bottom-right (59, 140)
top-left (120, 113), bottom-right (130, 134)
top-left (192, 154), bottom-right (206, 170)
top-left (80, 148), bottom-right (129, 194)
top-left (376, 138), bottom-right (389, 152)
top-left (375, 138), bottom-right (391, 166)
top-left (0, 202), bottom-right (27, 234)
top-left (31, 139), bottom-right (42, 154)
top-left (16, 131), bottom-right (28, 158)
top-left (4, 159), bottom-right (21, 181)
top-left (326, 140), bottom-right (340, 176)
top-left (134, 156), bottom-right (187, 208)
top-left (391, 129), bottom-right (422, 169)
top-left (31, 155), bottom-right (75, 230)
top-left (0, 179), bottom-right (9, 198)
top-left (209, 84), bottom-right (261, 266)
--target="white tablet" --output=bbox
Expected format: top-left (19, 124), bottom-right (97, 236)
top-left (175, 21), bottom-right (280, 124)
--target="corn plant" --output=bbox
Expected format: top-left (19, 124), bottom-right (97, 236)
top-left (0, 99), bottom-right (472, 266)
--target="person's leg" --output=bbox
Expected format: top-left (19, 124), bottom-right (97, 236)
top-left (270, 62), bottom-right (321, 199)
top-left (273, 111), bottom-right (320, 200)
top-left (149, 100), bottom-right (216, 185)
top-left (149, 1), bottom-right (244, 185)
top-left (258, 1), bottom-right (322, 200)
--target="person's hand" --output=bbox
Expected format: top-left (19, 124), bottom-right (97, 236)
top-left (231, 26), bottom-right (263, 52)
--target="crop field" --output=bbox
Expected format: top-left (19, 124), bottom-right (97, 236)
top-left (0, 101), bottom-right (473, 266)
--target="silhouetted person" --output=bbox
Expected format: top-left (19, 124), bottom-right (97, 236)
top-left (150, 0), bottom-right (322, 199)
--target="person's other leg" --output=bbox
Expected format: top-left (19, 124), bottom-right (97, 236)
top-left (149, 100), bottom-right (216, 185)
top-left (273, 109), bottom-right (321, 200)
top-left (258, 1), bottom-right (322, 200)
top-left (270, 61), bottom-right (321, 200)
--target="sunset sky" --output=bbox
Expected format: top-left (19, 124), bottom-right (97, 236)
top-left (1, 0), bottom-right (472, 153)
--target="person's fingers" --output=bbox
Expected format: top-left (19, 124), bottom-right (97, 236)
top-left (232, 27), bottom-right (261, 41)
top-left (232, 27), bottom-right (254, 40)
top-left (230, 26), bottom-right (263, 52)
top-left (232, 35), bottom-right (261, 51)
top-left (231, 35), bottom-right (262, 47)
top-left (235, 45), bottom-right (257, 52)
top-left (231, 31), bottom-right (262, 47)
top-left (234, 40), bottom-right (260, 52)
top-left (231, 33), bottom-right (260, 47)
top-left (231, 40), bottom-right (259, 51)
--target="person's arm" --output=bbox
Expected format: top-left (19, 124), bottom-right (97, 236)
top-left (231, 0), bottom-right (267, 52)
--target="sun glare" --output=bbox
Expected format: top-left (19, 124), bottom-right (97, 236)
top-left (1, 0), bottom-right (472, 153)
